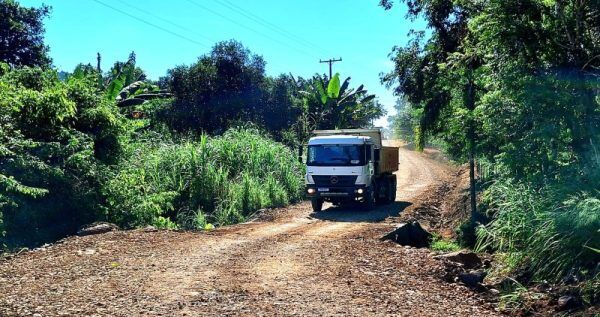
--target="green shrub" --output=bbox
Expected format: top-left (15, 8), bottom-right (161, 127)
top-left (0, 66), bottom-right (125, 250)
top-left (581, 272), bottom-right (599, 306)
top-left (104, 128), bottom-right (304, 229)
top-left (430, 235), bottom-right (461, 252)
top-left (456, 219), bottom-right (478, 248)
top-left (153, 216), bottom-right (178, 230)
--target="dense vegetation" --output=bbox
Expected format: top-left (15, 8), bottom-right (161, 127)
top-left (105, 128), bottom-right (304, 230)
top-left (160, 40), bottom-right (384, 145)
top-left (0, 65), bottom-right (123, 247)
top-left (0, 0), bottom-right (51, 67)
top-left (0, 1), bottom-right (384, 250)
top-left (382, 0), bottom-right (599, 307)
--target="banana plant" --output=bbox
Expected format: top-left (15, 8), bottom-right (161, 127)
top-left (104, 52), bottom-right (141, 102)
top-left (101, 52), bottom-right (172, 108)
top-left (302, 73), bottom-right (379, 129)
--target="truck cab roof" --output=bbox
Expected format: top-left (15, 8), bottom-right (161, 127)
top-left (311, 129), bottom-right (384, 148)
top-left (308, 135), bottom-right (373, 146)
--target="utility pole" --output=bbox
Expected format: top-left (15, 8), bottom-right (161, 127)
top-left (96, 53), bottom-right (102, 73)
top-left (320, 57), bottom-right (342, 79)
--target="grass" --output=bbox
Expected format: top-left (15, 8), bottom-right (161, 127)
top-left (475, 179), bottom-right (600, 283)
top-left (103, 127), bottom-right (304, 229)
top-left (497, 279), bottom-right (545, 313)
top-left (430, 235), bottom-right (461, 252)
top-left (469, 141), bottom-right (600, 311)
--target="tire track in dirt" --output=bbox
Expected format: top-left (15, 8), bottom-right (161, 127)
top-left (142, 145), bottom-right (492, 316)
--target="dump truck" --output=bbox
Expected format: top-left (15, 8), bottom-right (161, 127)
top-left (305, 129), bottom-right (399, 211)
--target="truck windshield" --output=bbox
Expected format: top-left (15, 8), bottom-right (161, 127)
top-left (307, 145), bottom-right (365, 166)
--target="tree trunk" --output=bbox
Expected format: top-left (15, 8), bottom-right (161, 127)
top-left (465, 71), bottom-right (478, 222)
top-left (468, 129), bottom-right (477, 223)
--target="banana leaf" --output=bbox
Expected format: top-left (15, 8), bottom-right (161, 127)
top-left (327, 73), bottom-right (341, 99)
top-left (340, 77), bottom-right (351, 96)
top-left (361, 95), bottom-right (376, 104)
top-left (315, 80), bottom-right (328, 105)
top-left (105, 72), bottom-right (126, 101)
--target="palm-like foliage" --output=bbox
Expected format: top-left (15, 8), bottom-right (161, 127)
top-left (103, 52), bottom-right (144, 101)
top-left (301, 73), bottom-right (381, 129)
top-left (71, 52), bottom-right (172, 111)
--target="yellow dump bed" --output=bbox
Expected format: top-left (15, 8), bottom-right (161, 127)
top-left (380, 146), bottom-right (399, 173)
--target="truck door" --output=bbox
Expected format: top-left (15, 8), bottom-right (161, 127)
top-left (366, 145), bottom-right (375, 177)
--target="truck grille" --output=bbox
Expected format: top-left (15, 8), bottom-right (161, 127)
top-left (312, 175), bottom-right (358, 187)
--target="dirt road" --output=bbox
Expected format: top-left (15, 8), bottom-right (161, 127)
top-left (0, 146), bottom-right (499, 316)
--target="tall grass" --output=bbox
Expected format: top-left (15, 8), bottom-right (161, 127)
top-left (476, 180), bottom-right (600, 282)
top-left (103, 128), bottom-right (304, 229)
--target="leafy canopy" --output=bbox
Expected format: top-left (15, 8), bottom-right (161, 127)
top-left (0, 0), bottom-right (51, 67)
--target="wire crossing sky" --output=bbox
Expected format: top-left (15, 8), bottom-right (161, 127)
top-left (19, 0), bottom-right (425, 127)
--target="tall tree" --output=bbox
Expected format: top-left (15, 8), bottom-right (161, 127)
top-left (381, 0), bottom-right (480, 217)
top-left (0, 0), bottom-right (51, 67)
top-left (165, 40), bottom-right (267, 134)
top-left (380, 0), bottom-right (600, 218)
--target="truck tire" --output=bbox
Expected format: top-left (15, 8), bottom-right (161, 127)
top-left (377, 177), bottom-right (396, 204)
top-left (311, 198), bottom-right (324, 212)
top-left (362, 189), bottom-right (376, 211)
top-left (376, 178), bottom-right (388, 204)
top-left (389, 175), bottom-right (397, 202)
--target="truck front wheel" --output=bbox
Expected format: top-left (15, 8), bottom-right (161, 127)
top-left (311, 198), bottom-right (324, 212)
top-left (362, 189), bottom-right (376, 211)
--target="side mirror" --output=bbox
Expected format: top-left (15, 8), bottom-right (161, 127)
top-left (298, 145), bottom-right (305, 163)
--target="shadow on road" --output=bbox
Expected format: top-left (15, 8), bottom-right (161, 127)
top-left (310, 201), bottom-right (412, 223)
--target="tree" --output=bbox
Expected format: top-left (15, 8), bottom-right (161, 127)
top-left (262, 74), bottom-right (303, 137)
top-left (165, 40), bottom-right (267, 134)
top-left (0, 0), bottom-right (51, 67)
top-left (381, 0), bottom-right (480, 218)
top-left (0, 64), bottom-right (126, 248)
top-left (389, 98), bottom-right (419, 142)
top-left (380, 0), bottom-right (600, 222)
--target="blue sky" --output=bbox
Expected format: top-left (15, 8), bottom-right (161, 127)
top-left (19, 0), bottom-right (425, 127)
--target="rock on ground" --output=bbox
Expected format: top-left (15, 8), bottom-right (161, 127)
top-left (381, 221), bottom-right (432, 248)
top-left (433, 250), bottom-right (483, 270)
top-left (77, 222), bottom-right (119, 236)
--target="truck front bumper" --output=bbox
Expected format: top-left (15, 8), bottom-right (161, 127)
top-left (305, 184), bottom-right (368, 199)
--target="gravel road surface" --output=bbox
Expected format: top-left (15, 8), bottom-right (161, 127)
top-left (0, 146), bottom-right (500, 316)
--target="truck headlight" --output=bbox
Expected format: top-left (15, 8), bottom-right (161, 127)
top-left (307, 188), bottom-right (316, 194)
top-left (357, 188), bottom-right (364, 195)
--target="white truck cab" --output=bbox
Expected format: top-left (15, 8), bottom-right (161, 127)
top-left (305, 129), bottom-right (399, 211)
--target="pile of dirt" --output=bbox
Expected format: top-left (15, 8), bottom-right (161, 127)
top-left (393, 167), bottom-right (472, 238)
top-left (381, 221), bottom-right (432, 248)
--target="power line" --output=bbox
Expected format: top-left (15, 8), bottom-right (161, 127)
top-left (90, 0), bottom-right (210, 48)
top-left (210, 0), bottom-right (328, 54)
top-left (113, 0), bottom-right (216, 44)
top-left (184, 0), bottom-right (318, 59)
